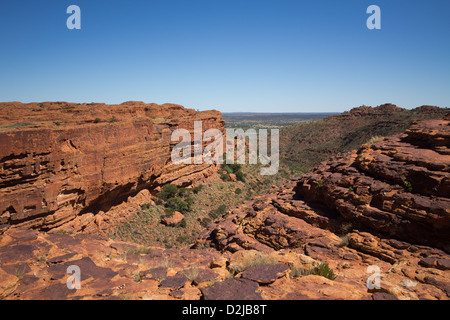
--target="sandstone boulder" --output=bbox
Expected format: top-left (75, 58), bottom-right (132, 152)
top-left (161, 212), bottom-right (185, 226)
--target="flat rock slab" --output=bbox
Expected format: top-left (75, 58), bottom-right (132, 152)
top-left (159, 272), bottom-right (189, 290)
top-left (140, 266), bottom-right (168, 280)
top-left (242, 264), bottom-right (289, 284)
top-left (191, 269), bottom-right (220, 286)
top-left (47, 257), bottom-right (117, 281)
top-left (201, 278), bottom-right (262, 300)
top-left (1, 262), bottom-right (31, 276)
top-left (0, 244), bottom-right (37, 262)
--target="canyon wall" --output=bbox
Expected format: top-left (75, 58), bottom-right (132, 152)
top-left (0, 101), bottom-right (224, 231)
top-left (200, 115), bottom-right (450, 252)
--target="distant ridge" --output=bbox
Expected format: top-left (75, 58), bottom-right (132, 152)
top-left (280, 103), bottom-right (449, 170)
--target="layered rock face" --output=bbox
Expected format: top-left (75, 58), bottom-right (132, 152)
top-left (197, 116), bottom-right (450, 299)
top-left (0, 102), bottom-right (224, 231)
top-left (1, 114), bottom-right (449, 300)
top-left (296, 116), bottom-right (450, 250)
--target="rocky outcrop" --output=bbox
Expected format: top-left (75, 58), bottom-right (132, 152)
top-left (1, 113), bottom-right (449, 300)
top-left (0, 102), bottom-right (224, 232)
top-left (0, 228), bottom-right (229, 300)
top-left (196, 116), bottom-right (450, 300)
top-left (297, 116), bottom-right (450, 249)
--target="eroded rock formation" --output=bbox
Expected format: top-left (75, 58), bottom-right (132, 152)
top-left (0, 113), bottom-right (449, 300)
top-left (196, 115), bottom-right (450, 299)
top-left (0, 102), bottom-right (224, 231)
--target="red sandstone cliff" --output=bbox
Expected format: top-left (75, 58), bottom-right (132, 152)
top-left (0, 101), bottom-right (224, 231)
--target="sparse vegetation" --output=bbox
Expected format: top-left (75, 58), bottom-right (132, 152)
top-left (290, 261), bottom-right (337, 280)
top-left (109, 116), bottom-right (118, 123)
top-left (367, 136), bottom-right (383, 144)
top-left (403, 180), bottom-right (413, 192)
top-left (131, 272), bottom-right (145, 283)
top-left (220, 163), bottom-right (246, 182)
top-left (208, 204), bottom-right (228, 220)
top-left (200, 217), bottom-right (212, 228)
top-left (229, 252), bottom-right (278, 275)
top-left (280, 106), bottom-right (449, 172)
top-left (182, 267), bottom-right (200, 282)
top-left (110, 157), bottom-right (303, 249)
top-left (130, 247), bottom-right (153, 255)
top-left (156, 184), bottom-right (194, 215)
top-left (0, 122), bottom-right (38, 130)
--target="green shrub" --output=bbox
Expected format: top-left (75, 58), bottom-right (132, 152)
top-left (166, 196), bottom-right (191, 214)
top-left (141, 203), bottom-right (153, 210)
top-left (192, 185), bottom-right (204, 194)
top-left (235, 188), bottom-right (242, 195)
top-left (200, 217), bottom-right (212, 228)
top-left (223, 165), bottom-right (233, 174)
top-left (209, 205), bottom-right (228, 220)
top-left (367, 136), bottom-right (383, 144)
top-left (291, 262), bottom-right (337, 280)
top-left (176, 234), bottom-right (190, 243)
top-left (220, 163), bottom-right (245, 182)
top-left (220, 172), bottom-right (231, 181)
top-left (403, 180), bottom-right (413, 192)
top-left (312, 262), bottom-right (337, 280)
top-left (228, 163), bottom-right (242, 173)
top-left (235, 170), bottom-right (246, 182)
top-left (157, 184), bottom-right (179, 202)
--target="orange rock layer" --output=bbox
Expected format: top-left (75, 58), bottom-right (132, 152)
top-left (0, 101), bottom-right (224, 231)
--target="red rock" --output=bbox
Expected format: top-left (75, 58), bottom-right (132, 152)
top-left (200, 278), bottom-right (262, 300)
top-left (242, 264), bottom-right (289, 284)
top-left (0, 102), bottom-right (224, 232)
top-left (159, 272), bottom-right (189, 290)
top-left (161, 211), bottom-right (184, 226)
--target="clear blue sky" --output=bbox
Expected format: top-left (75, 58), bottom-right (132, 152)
top-left (0, 0), bottom-right (449, 112)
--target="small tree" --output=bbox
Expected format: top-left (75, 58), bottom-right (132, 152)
top-left (157, 184), bottom-right (179, 202)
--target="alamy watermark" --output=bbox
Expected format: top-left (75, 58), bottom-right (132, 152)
top-left (66, 5), bottom-right (81, 30)
top-left (367, 5), bottom-right (381, 30)
top-left (66, 5), bottom-right (381, 31)
top-left (171, 121), bottom-right (279, 175)
top-left (366, 265), bottom-right (381, 290)
top-left (66, 265), bottom-right (81, 290)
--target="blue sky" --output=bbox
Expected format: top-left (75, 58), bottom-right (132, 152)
top-left (0, 0), bottom-right (449, 112)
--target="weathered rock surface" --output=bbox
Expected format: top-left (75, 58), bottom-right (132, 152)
top-left (197, 116), bottom-right (450, 300)
top-left (0, 228), bottom-right (230, 300)
top-left (242, 264), bottom-right (289, 284)
top-left (161, 211), bottom-right (185, 227)
top-left (1, 115), bottom-right (449, 300)
top-left (0, 102), bottom-right (224, 232)
top-left (296, 116), bottom-right (450, 249)
top-left (201, 278), bottom-right (262, 300)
